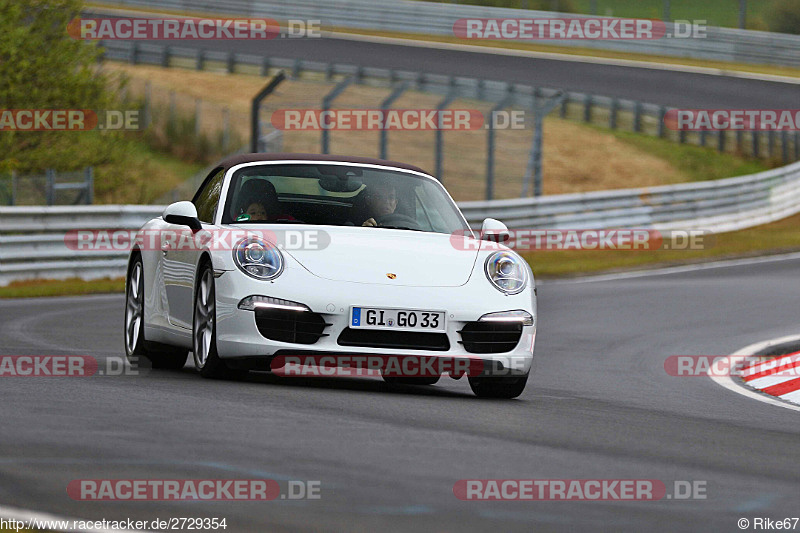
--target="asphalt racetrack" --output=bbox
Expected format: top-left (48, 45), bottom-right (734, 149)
top-left (2, 257), bottom-right (800, 531)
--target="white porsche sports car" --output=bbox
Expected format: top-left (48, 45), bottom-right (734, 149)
top-left (124, 154), bottom-right (536, 398)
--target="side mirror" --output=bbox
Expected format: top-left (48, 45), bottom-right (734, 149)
top-left (163, 201), bottom-right (202, 231)
top-left (481, 218), bottom-right (510, 243)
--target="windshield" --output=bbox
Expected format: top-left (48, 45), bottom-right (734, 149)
top-left (222, 163), bottom-right (470, 234)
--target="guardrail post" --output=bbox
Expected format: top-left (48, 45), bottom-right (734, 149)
top-left (128, 41), bottom-right (138, 65)
top-left (699, 129), bottom-right (707, 148)
top-left (781, 131), bottom-right (789, 164)
top-left (657, 106), bottom-right (666, 137)
top-left (325, 62), bottom-right (334, 81)
top-left (196, 49), bottom-right (204, 71)
top-left (583, 94), bottom-right (593, 123)
top-left (379, 82), bottom-right (410, 160)
top-left (435, 83), bottom-right (458, 183)
top-left (85, 167), bottom-right (94, 205)
top-left (609, 99), bottom-right (619, 129)
top-left (292, 58), bottom-right (301, 78)
top-left (679, 129), bottom-right (687, 144)
top-left (251, 71), bottom-right (287, 153)
top-left (768, 130), bottom-right (776, 158)
top-left (559, 93), bottom-right (569, 118)
top-left (486, 85), bottom-right (514, 201)
top-left (736, 130), bottom-right (743, 152)
top-left (633, 101), bottom-right (643, 133)
top-left (752, 131), bottom-right (760, 158)
top-left (717, 130), bottom-right (726, 153)
top-left (794, 132), bottom-right (800, 161)
top-left (161, 45), bottom-right (170, 68)
top-left (320, 76), bottom-right (353, 154)
top-left (227, 52), bottom-right (236, 74)
top-left (261, 57), bottom-right (270, 76)
top-left (45, 169), bottom-right (55, 206)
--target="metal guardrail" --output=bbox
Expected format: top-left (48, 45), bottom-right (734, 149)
top-left (3, 161), bottom-right (800, 285)
top-left (100, 0), bottom-right (800, 67)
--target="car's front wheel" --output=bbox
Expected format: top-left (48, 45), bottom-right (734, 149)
top-left (124, 255), bottom-right (188, 370)
top-left (468, 374), bottom-right (529, 399)
top-left (193, 261), bottom-right (245, 380)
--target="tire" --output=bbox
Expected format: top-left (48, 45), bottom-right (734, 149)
top-left (192, 261), bottom-right (246, 380)
top-left (468, 374), bottom-right (529, 399)
top-left (124, 255), bottom-right (188, 370)
top-left (382, 375), bottom-right (440, 386)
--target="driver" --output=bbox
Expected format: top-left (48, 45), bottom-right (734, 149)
top-left (361, 181), bottom-right (397, 227)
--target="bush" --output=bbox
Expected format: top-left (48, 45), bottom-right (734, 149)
top-left (767, 0), bottom-right (800, 34)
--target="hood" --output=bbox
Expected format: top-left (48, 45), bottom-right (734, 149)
top-left (256, 226), bottom-right (480, 287)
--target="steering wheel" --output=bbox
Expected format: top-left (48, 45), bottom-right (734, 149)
top-left (375, 213), bottom-right (420, 229)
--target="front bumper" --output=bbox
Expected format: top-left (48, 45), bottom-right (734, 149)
top-left (213, 263), bottom-right (536, 376)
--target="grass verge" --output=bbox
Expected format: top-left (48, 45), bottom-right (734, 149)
top-left (0, 278), bottom-right (125, 299)
top-left (523, 212), bottom-right (800, 277)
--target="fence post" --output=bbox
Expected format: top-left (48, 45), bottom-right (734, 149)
top-left (379, 82), bottom-right (410, 160)
top-left (657, 106), bottom-right (666, 137)
top-left (486, 85), bottom-right (514, 201)
top-left (128, 41), bottom-right (138, 64)
top-left (45, 169), bottom-right (55, 206)
top-left (717, 130), bottom-right (726, 153)
top-left (559, 93), bottom-right (569, 118)
top-left (10, 170), bottom-right (16, 206)
top-left (196, 49), bottom-right (204, 70)
top-left (320, 76), bottom-right (353, 154)
top-left (161, 45), bottom-right (170, 68)
top-left (435, 84), bottom-right (458, 183)
top-left (768, 130), bottom-right (776, 158)
top-left (699, 129), bottom-right (707, 147)
top-left (227, 52), bottom-right (236, 74)
top-left (261, 57), bottom-right (270, 77)
top-left (521, 92), bottom-right (564, 198)
top-left (796, 132), bottom-right (800, 161)
top-left (251, 71), bottom-right (287, 153)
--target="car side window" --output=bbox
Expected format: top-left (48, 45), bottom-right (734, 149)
top-left (193, 168), bottom-right (225, 223)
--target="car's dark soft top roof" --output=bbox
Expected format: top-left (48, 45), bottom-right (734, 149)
top-left (218, 153), bottom-right (431, 176)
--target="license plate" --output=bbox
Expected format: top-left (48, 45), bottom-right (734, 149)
top-left (350, 307), bottom-right (446, 332)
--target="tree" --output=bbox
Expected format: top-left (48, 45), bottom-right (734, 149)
top-left (0, 0), bottom-right (115, 172)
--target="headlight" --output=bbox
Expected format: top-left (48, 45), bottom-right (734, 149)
top-left (479, 310), bottom-right (533, 326)
top-left (485, 251), bottom-right (527, 294)
top-left (233, 236), bottom-right (283, 280)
